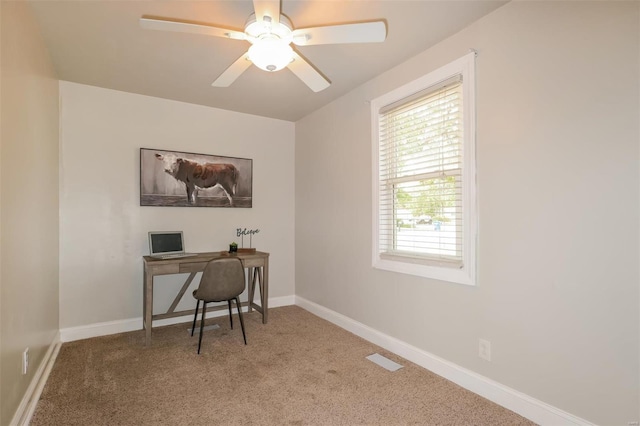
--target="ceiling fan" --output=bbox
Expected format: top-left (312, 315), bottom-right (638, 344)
top-left (140, 0), bottom-right (387, 92)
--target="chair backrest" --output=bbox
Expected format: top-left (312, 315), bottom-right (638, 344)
top-left (194, 257), bottom-right (246, 302)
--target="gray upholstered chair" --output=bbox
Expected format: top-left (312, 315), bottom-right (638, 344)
top-left (191, 257), bottom-right (247, 354)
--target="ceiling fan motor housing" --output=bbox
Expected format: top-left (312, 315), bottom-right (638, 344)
top-left (244, 13), bottom-right (293, 40)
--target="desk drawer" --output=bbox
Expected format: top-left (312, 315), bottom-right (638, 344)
top-left (242, 258), bottom-right (265, 268)
top-left (180, 262), bottom-right (207, 273)
top-left (150, 264), bottom-right (180, 275)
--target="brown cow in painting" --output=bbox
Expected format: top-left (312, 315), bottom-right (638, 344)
top-left (155, 153), bottom-right (239, 206)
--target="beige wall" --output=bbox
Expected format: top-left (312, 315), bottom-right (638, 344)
top-left (295, 2), bottom-right (639, 424)
top-left (0, 2), bottom-right (60, 425)
top-left (2, 1), bottom-right (638, 424)
top-left (59, 82), bottom-right (295, 329)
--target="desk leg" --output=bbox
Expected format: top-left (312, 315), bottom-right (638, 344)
top-left (251, 264), bottom-right (268, 324)
top-left (262, 258), bottom-right (269, 323)
top-left (247, 267), bottom-right (255, 313)
top-left (144, 268), bottom-right (153, 346)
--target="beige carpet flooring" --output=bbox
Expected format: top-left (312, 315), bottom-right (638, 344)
top-left (31, 305), bottom-right (536, 425)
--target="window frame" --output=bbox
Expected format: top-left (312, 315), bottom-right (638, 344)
top-left (371, 52), bottom-right (477, 286)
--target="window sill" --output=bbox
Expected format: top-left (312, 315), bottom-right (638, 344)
top-left (373, 257), bottom-right (475, 286)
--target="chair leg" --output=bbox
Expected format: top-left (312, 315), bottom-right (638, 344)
top-left (191, 299), bottom-right (200, 337)
top-left (227, 300), bottom-right (234, 329)
top-left (235, 297), bottom-right (247, 345)
top-left (197, 302), bottom-right (207, 354)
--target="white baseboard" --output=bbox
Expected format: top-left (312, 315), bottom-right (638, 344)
top-left (60, 295), bottom-right (296, 343)
top-left (11, 333), bottom-right (61, 426)
top-left (60, 317), bottom-right (142, 342)
top-left (267, 295), bottom-right (296, 308)
top-left (294, 296), bottom-right (594, 426)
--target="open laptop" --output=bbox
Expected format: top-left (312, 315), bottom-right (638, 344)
top-left (148, 231), bottom-right (197, 259)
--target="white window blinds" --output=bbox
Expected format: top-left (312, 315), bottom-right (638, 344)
top-left (377, 76), bottom-right (464, 267)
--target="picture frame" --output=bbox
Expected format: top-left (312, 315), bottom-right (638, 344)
top-left (140, 148), bottom-right (252, 208)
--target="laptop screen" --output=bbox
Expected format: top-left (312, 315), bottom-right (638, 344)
top-left (149, 231), bottom-right (184, 255)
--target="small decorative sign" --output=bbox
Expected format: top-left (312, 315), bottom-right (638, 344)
top-left (237, 228), bottom-right (260, 249)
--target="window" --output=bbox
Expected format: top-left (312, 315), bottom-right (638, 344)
top-left (371, 52), bottom-right (477, 285)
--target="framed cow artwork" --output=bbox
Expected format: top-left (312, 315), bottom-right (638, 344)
top-left (140, 148), bottom-right (252, 208)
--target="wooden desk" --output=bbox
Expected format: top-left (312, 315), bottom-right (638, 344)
top-left (142, 251), bottom-right (269, 345)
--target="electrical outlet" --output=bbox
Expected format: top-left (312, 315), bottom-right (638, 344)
top-left (479, 339), bottom-right (491, 362)
top-left (22, 348), bottom-right (29, 375)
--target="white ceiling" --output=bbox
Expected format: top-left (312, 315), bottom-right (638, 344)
top-left (28, 0), bottom-right (507, 122)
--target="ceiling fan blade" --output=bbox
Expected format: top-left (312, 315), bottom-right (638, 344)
top-left (212, 52), bottom-right (252, 87)
top-left (292, 21), bottom-right (386, 46)
top-left (253, 0), bottom-right (281, 24)
top-left (287, 51), bottom-right (330, 93)
top-left (140, 17), bottom-right (246, 41)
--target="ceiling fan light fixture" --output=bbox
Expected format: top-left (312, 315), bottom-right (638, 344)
top-left (248, 37), bottom-right (294, 72)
